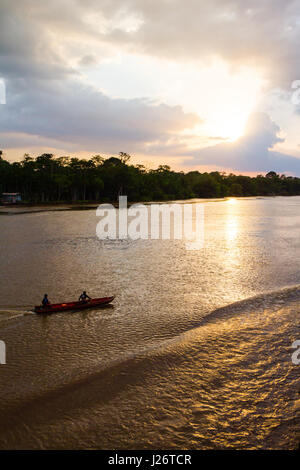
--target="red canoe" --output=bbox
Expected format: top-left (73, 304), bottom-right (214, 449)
top-left (34, 296), bottom-right (115, 314)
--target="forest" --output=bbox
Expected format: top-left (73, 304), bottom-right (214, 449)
top-left (1, 151), bottom-right (300, 203)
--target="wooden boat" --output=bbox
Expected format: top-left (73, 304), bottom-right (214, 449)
top-left (34, 296), bottom-right (114, 314)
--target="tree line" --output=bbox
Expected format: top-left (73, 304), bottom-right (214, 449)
top-left (1, 151), bottom-right (300, 203)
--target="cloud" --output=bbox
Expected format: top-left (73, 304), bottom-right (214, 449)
top-left (190, 113), bottom-right (300, 175)
top-left (0, 0), bottom-right (201, 157)
top-left (1, 1), bottom-right (300, 87)
top-left (78, 54), bottom-right (99, 67)
top-left (0, 1), bottom-right (77, 80)
top-left (1, 0), bottom-right (300, 170)
top-left (104, 0), bottom-right (300, 88)
top-left (0, 77), bottom-right (200, 154)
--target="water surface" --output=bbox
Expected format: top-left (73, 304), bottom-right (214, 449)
top-left (0, 197), bottom-right (299, 449)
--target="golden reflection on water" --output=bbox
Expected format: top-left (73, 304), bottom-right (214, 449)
top-left (226, 217), bottom-right (239, 242)
top-left (227, 197), bottom-right (237, 204)
top-left (223, 200), bottom-right (242, 293)
top-left (225, 198), bottom-right (239, 243)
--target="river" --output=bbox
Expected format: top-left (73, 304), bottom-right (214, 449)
top-left (0, 197), bottom-right (299, 449)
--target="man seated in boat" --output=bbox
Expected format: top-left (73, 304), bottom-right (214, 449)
top-left (42, 294), bottom-right (50, 307)
top-left (78, 291), bottom-right (91, 303)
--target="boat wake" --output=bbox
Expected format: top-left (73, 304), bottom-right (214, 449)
top-left (185, 283), bottom-right (300, 330)
top-left (0, 309), bottom-right (34, 323)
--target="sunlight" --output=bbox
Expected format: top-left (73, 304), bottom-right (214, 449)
top-left (192, 63), bottom-right (265, 142)
top-left (225, 200), bottom-right (239, 242)
top-left (84, 56), bottom-right (265, 145)
top-left (226, 217), bottom-right (239, 240)
top-left (209, 111), bottom-right (248, 142)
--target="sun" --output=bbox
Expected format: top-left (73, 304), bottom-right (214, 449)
top-left (191, 62), bottom-right (265, 143)
top-left (211, 111), bottom-right (249, 142)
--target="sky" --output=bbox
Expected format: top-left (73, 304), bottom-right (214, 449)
top-left (1, 0), bottom-right (300, 174)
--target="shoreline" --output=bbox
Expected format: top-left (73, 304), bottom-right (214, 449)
top-left (0, 195), bottom-right (291, 215)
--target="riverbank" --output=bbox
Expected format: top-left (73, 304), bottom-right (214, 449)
top-left (0, 195), bottom-right (278, 215)
top-left (0, 203), bottom-right (99, 215)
